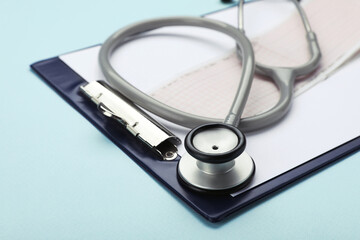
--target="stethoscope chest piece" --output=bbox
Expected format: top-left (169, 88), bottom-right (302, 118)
top-left (177, 123), bottom-right (255, 192)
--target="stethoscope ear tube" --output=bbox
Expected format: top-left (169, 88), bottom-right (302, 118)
top-left (235, 0), bottom-right (321, 131)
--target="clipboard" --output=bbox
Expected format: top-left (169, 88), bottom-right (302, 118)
top-left (31, 55), bottom-right (360, 223)
top-left (31, 2), bottom-right (360, 222)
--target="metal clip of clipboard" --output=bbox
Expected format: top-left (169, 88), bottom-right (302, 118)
top-left (80, 81), bottom-right (181, 160)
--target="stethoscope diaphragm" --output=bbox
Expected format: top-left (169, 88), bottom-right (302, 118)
top-left (178, 123), bottom-right (255, 192)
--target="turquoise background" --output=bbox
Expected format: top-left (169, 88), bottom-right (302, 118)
top-left (1, 0), bottom-right (360, 239)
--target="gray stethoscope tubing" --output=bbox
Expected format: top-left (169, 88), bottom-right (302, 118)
top-left (99, 17), bottom-right (255, 129)
top-left (237, 0), bottom-right (321, 131)
top-left (99, 0), bottom-right (321, 132)
top-left (98, 0), bottom-right (321, 192)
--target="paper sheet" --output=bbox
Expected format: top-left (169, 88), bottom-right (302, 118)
top-left (59, 0), bottom-right (360, 196)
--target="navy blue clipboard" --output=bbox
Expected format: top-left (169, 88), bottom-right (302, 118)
top-left (31, 56), bottom-right (360, 222)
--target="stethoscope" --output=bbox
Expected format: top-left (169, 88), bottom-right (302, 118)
top-left (98, 0), bottom-right (321, 193)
